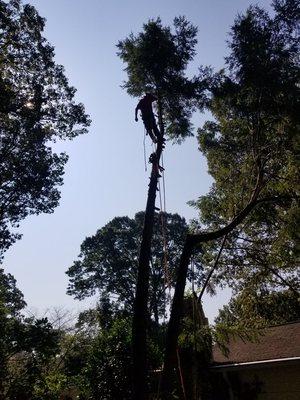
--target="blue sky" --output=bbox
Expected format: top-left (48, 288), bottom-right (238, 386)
top-left (3, 0), bottom-right (272, 322)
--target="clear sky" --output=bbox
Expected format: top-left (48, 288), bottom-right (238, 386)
top-left (3, 0), bottom-right (272, 322)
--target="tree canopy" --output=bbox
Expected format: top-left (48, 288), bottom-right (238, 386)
top-left (66, 212), bottom-right (200, 322)
top-left (0, 1), bottom-right (299, 399)
top-left (117, 17), bottom-right (210, 141)
top-left (193, 0), bottom-right (299, 298)
top-left (215, 289), bottom-right (300, 328)
top-left (117, 18), bottom-right (211, 398)
top-left (0, 0), bottom-right (90, 256)
top-left (161, 2), bottom-right (299, 395)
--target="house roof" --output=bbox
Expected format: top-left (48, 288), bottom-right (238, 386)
top-left (213, 321), bottom-right (300, 366)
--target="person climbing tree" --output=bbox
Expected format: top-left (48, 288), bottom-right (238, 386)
top-left (118, 17), bottom-right (208, 399)
top-left (135, 93), bottom-right (161, 143)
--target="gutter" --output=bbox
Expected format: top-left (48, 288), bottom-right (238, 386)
top-left (210, 356), bottom-right (300, 371)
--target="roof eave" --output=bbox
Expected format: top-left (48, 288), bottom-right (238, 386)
top-left (210, 356), bottom-right (300, 372)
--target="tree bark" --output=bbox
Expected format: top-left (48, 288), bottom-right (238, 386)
top-left (160, 239), bottom-right (193, 399)
top-left (132, 102), bottom-right (165, 400)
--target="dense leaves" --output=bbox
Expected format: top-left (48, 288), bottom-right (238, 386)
top-left (0, 0), bottom-right (90, 255)
top-left (117, 17), bottom-right (209, 141)
top-left (215, 289), bottom-right (300, 327)
top-left (86, 317), bottom-right (133, 400)
top-left (80, 305), bottom-right (163, 400)
top-left (0, 267), bottom-right (25, 314)
top-left (1, 1), bottom-right (299, 399)
top-left (66, 212), bottom-right (198, 322)
top-left (194, 0), bottom-right (299, 296)
top-left (0, 269), bottom-right (60, 400)
top-left (212, 289), bottom-right (300, 356)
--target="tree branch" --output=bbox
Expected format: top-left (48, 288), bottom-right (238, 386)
top-left (198, 233), bottom-right (228, 302)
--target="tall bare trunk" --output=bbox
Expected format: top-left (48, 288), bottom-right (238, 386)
top-left (132, 100), bottom-right (165, 400)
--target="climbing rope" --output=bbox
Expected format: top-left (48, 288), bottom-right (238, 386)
top-left (190, 255), bottom-right (199, 370)
top-left (149, 137), bottom-right (173, 400)
top-left (177, 347), bottom-right (187, 400)
top-left (143, 127), bottom-right (147, 172)
top-left (161, 152), bottom-right (166, 212)
top-left (191, 256), bottom-right (198, 354)
top-left (191, 255), bottom-right (195, 294)
top-left (158, 176), bottom-right (171, 291)
top-left (149, 140), bottom-right (170, 289)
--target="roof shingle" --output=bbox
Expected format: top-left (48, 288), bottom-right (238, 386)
top-left (213, 321), bottom-right (300, 365)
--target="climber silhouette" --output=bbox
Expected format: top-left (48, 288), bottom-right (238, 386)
top-left (135, 93), bottom-right (161, 143)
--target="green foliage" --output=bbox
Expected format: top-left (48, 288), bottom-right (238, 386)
top-left (66, 212), bottom-right (199, 321)
top-left (177, 296), bottom-right (212, 365)
top-left (0, 268), bottom-right (26, 315)
top-left (193, 0), bottom-right (299, 295)
top-left (0, 268), bottom-right (26, 396)
top-left (179, 321), bottom-right (212, 360)
top-left (0, 0), bottom-right (90, 255)
top-left (0, 291), bottom-right (165, 400)
top-left (2, 318), bottom-right (61, 399)
top-left (117, 17), bottom-right (210, 141)
top-left (84, 315), bottom-right (163, 400)
top-left (34, 330), bottom-right (92, 400)
top-left (213, 289), bottom-right (300, 357)
top-left (0, 269), bottom-right (61, 400)
top-left (32, 371), bottom-right (69, 400)
top-left (85, 317), bottom-right (133, 400)
top-left (216, 289), bottom-right (300, 327)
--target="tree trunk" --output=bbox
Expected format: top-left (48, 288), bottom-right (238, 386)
top-left (132, 101), bottom-right (165, 400)
top-left (161, 185), bottom-right (263, 398)
top-left (160, 239), bottom-right (193, 398)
